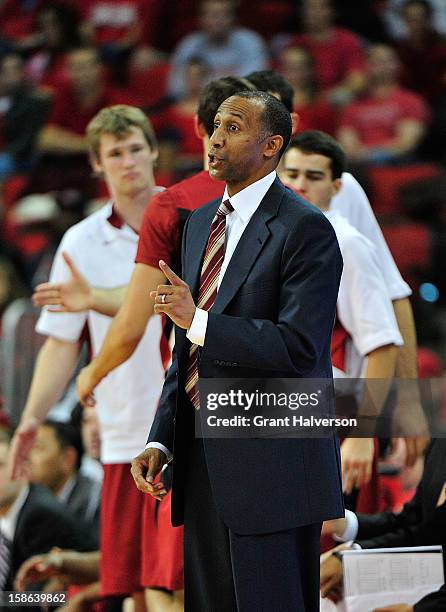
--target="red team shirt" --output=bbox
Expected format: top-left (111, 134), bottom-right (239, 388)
top-left (289, 28), bottom-right (365, 92)
top-left (340, 87), bottom-right (429, 148)
top-left (136, 170), bottom-right (225, 267)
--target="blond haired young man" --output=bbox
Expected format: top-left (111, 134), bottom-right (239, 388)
top-left (9, 105), bottom-right (182, 610)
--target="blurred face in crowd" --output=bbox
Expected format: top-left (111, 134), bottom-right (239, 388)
top-left (201, 0), bottom-right (235, 40)
top-left (29, 425), bottom-right (77, 494)
top-left (184, 60), bottom-right (210, 97)
top-left (367, 44), bottom-right (400, 84)
top-left (303, 0), bottom-right (333, 33)
top-left (92, 126), bottom-right (157, 200)
top-left (81, 407), bottom-right (101, 461)
top-left (279, 147), bottom-right (341, 211)
top-left (68, 49), bottom-right (101, 93)
top-left (0, 438), bottom-right (23, 512)
top-left (279, 47), bottom-right (313, 90)
top-left (402, 1), bottom-right (431, 38)
top-left (0, 55), bottom-right (25, 95)
top-left (38, 8), bottom-right (64, 48)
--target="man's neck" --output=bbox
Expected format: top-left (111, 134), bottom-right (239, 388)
top-left (227, 167), bottom-right (276, 197)
top-left (371, 81), bottom-right (397, 98)
top-left (112, 184), bottom-right (156, 232)
top-left (308, 26), bottom-right (331, 41)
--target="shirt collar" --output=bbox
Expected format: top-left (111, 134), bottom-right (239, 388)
top-left (57, 475), bottom-right (76, 504)
top-left (0, 485), bottom-right (30, 542)
top-left (222, 171), bottom-right (276, 223)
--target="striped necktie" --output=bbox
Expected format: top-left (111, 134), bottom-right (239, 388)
top-left (185, 199), bottom-right (234, 409)
top-left (0, 531), bottom-right (11, 591)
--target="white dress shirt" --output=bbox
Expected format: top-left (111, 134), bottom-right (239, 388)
top-left (148, 171), bottom-right (277, 461)
top-left (0, 485), bottom-right (30, 542)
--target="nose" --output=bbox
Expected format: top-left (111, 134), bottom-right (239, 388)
top-left (209, 124), bottom-right (224, 148)
top-left (294, 176), bottom-right (307, 193)
top-left (122, 150), bottom-right (135, 167)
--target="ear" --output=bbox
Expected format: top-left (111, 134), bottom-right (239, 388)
top-left (150, 146), bottom-right (159, 163)
top-left (194, 115), bottom-right (207, 139)
top-left (291, 112), bottom-right (299, 136)
top-left (333, 177), bottom-right (342, 195)
top-left (263, 135), bottom-right (284, 160)
top-left (90, 154), bottom-right (103, 176)
top-left (62, 446), bottom-right (78, 473)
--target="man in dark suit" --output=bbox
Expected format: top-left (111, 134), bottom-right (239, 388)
top-left (132, 91), bottom-right (344, 611)
top-left (321, 438), bottom-right (446, 606)
top-left (0, 429), bottom-right (96, 600)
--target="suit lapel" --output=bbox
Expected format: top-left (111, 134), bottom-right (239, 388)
top-left (212, 178), bottom-right (285, 314)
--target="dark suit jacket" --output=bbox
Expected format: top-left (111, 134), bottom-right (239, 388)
top-left (66, 473), bottom-right (101, 539)
top-left (6, 484), bottom-right (97, 592)
top-left (415, 584), bottom-right (446, 611)
top-left (148, 177), bottom-right (345, 535)
top-left (356, 439), bottom-right (446, 552)
top-left (2, 85), bottom-right (50, 166)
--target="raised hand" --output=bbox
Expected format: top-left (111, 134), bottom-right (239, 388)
top-left (341, 437), bottom-right (374, 494)
top-left (8, 417), bottom-right (40, 479)
top-left (33, 252), bottom-right (92, 312)
top-left (150, 260), bottom-right (196, 329)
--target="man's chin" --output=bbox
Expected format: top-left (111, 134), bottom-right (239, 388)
top-left (208, 167), bottom-right (225, 181)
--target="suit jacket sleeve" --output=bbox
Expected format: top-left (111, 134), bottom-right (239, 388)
top-left (204, 212), bottom-right (342, 374)
top-left (356, 501), bottom-right (446, 550)
top-left (147, 348), bottom-right (179, 449)
top-left (415, 584), bottom-right (446, 611)
top-left (356, 482), bottom-right (424, 541)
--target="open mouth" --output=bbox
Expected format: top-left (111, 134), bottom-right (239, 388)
top-left (208, 153), bottom-right (224, 168)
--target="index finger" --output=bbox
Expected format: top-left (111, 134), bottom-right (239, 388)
top-left (159, 260), bottom-right (184, 286)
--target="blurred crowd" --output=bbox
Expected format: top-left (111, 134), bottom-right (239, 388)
top-left (1, 0), bottom-right (446, 348)
top-left (1, 0), bottom-right (446, 609)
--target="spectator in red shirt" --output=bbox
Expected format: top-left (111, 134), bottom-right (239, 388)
top-left (0, 0), bottom-right (45, 51)
top-left (73, 0), bottom-right (161, 63)
top-left (288, 0), bottom-right (366, 105)
top-left (0, 54), bottom-right (50, 178)
top-left (38, 47), bottom-right (134, 155)
top-left (338, 43), bottom-right (429, 165)
top-left (159, 58), bottom-right (211, 179)
top-left (395, 0), bottom-right (446, 103)
top-left (25, 3), bottom-right (82, 92)
top-left (277, 45), bottom-right (337, 135)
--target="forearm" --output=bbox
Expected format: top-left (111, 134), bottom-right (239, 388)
top-left (90, 286), bottom-right (127, 317)
top-left (20, 337), bottom-right (80, 426)
top-left (358, 344), bottom-right (397, 418)
top-left (59, 551), bottom-right (100, 583)
top-left (38, 126), bottom-right (88, 154)
top-left (393, 298), bottom-right (418, 378)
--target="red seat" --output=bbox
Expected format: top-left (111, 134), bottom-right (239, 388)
top-left (368, 164), bottom-right (441, 216)
top-left (381, 222), bottom-right (431, 289)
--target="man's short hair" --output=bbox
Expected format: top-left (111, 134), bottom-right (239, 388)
top-left (200, 0), bottom-right (237, 15)
top-left (288, 130), bottom-right (346, 179)
top-left (197, 76), bottom-right (255, 137)
top-left (402, 0), bottom-right (433, 17)
top-left (246, 70), bottom-right (294, 113)
top-left (43, 419), bottom-right (83, 471)
top-left (87, 105), bottom-right (158, 160)
top-left (230, 90), bottom-right (292, 160)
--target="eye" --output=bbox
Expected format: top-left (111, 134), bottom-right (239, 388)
top-left (213, 121), bottom-right (220, 130)
top-left (228, 124), bottom-right (239, 132)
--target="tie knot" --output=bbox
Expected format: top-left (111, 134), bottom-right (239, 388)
top-left (216, 199), bottom-right (234, 218)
